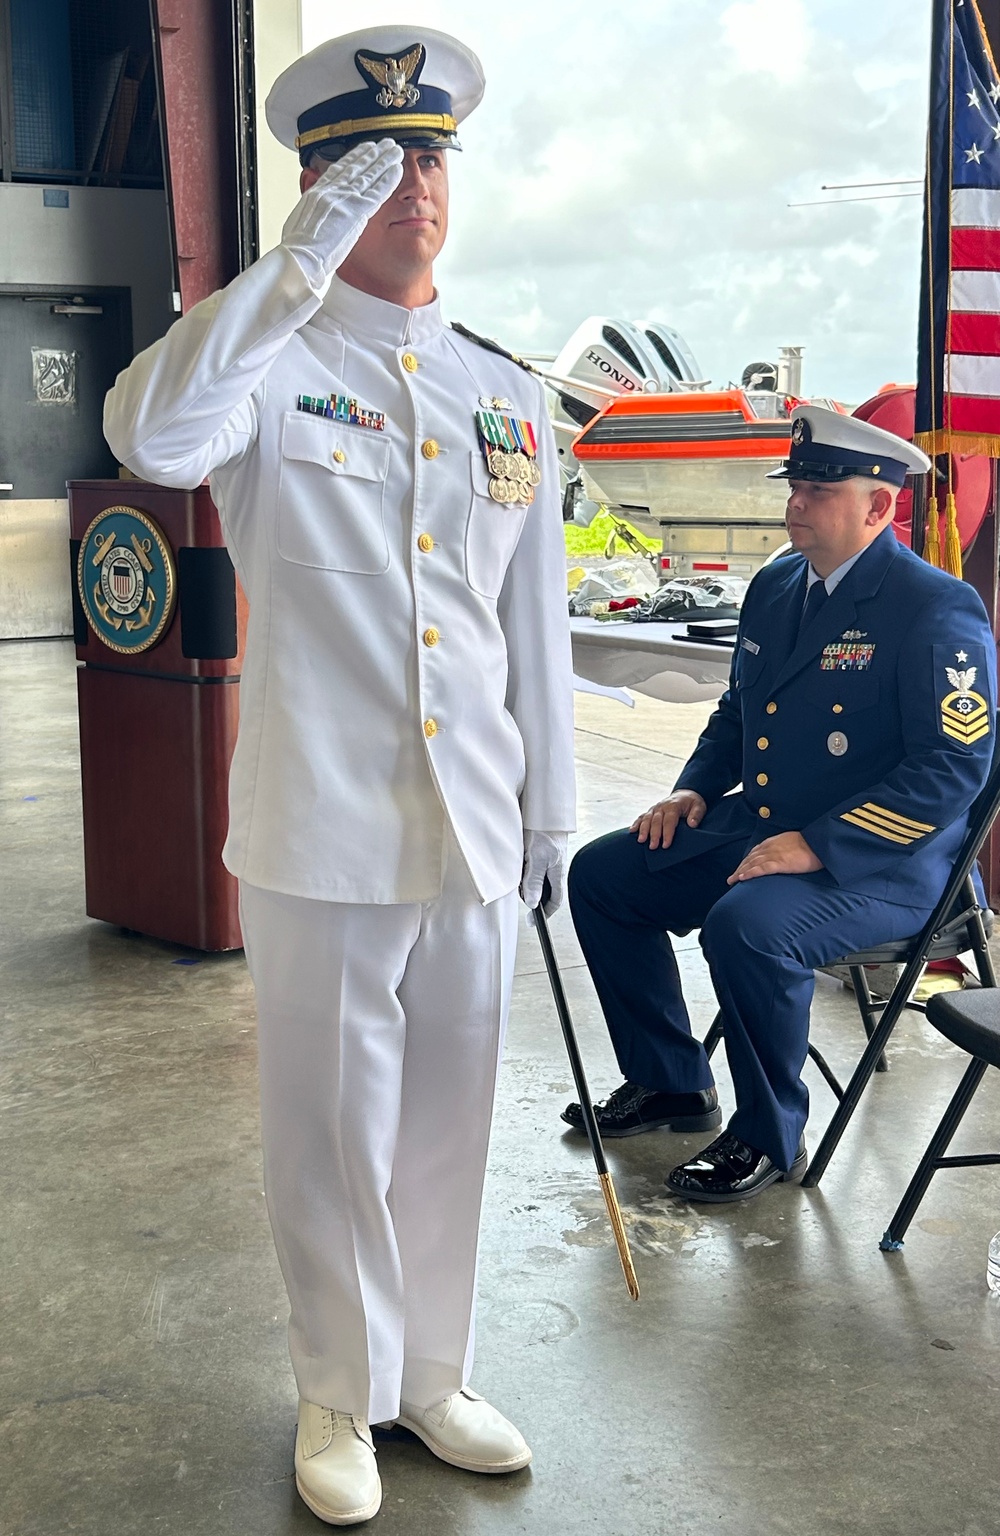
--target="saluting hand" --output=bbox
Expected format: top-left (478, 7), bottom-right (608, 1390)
top-left (632, 790), bottom-right (707, 851)
top-left (727, 831), bottom-right (822, 884)
top-left (281, 139), bottom-right (405, 291)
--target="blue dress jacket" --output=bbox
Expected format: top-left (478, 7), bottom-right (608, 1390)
top-left (658, 527), bottom-right (997, 907)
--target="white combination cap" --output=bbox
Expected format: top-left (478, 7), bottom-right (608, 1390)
top-left (265, 26), bottom-right (485, 165)
top-left (768, 405), bottom-right (932, 487)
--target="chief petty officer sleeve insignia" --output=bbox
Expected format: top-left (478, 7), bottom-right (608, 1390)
top-left (941, 657), bottom-right (991, 745)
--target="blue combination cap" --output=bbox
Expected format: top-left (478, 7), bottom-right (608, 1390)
top-left (265, 26), bottom-right (485, 166)
top-left (767, 405), bottom-right (931, 487)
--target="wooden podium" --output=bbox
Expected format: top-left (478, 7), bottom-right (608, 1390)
top-left (69, 480), bottom-right (246, 951)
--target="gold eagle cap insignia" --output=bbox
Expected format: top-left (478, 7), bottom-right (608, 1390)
top-left (357, 44), bottom-right (424, 109)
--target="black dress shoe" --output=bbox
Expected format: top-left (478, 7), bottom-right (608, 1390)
top-left (561, 1081), bottom-right (722, 1138)
top-left (665, 1131), bottom-right (807, 1203)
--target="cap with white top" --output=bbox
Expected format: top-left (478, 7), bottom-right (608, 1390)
top-left (767, 405), bottom-right (932, 487)
top-left (265, 26), bottom-right (485, 167)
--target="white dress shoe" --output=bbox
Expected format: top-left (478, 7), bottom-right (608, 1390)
top-left (294, 1400), bottom-right (381, 1526)
top-left (396, 1388), bottom-right (532, 1473)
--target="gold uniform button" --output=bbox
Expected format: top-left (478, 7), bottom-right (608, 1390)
top-left (423, 627), bottom-right (440, 647)
top-left (402, 352), bottom-right (419, 373)
top-left (757, 736), bottom-right (769, 750)
top-left (833, 703), bottom-right (843, 714)
top-left (417, 533), bottom-right (435, 553)
top-left (423, 718), bottom-right (438, 738)
top-left (421, 439), bottom-right (439, 459)
top-left (757, 773), bottom-right (768, 786)
top-left (333, 449), bottom-right (346, 464)
top-left (758, 806), bottom-right (771, 819)
top-left (766, 701), bottom-right (778, 715)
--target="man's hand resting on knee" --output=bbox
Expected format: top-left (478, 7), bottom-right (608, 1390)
top-left (632, 790), bottom-right (707, 850)
top-left (727, 831), bottom-right (822, 884)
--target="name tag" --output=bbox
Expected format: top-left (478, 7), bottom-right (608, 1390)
top-left (740, 637), bottom-right (760, 654)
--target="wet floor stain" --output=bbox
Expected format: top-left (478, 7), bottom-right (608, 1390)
top-left (917, 1218), bottom-right (964, 1237)
top-left (563, 1187), bottom-right (705, 1256)
top-left (488, 1295), bottom-right (580, 1345)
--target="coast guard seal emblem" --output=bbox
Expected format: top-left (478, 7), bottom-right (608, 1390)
top-left (77, 505), bottom-right (177, 655)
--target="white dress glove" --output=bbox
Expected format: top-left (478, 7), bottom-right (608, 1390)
top-left (280, 139), bottom-right (405, 292)
top-left (520, 832), bottom-right (570, 917)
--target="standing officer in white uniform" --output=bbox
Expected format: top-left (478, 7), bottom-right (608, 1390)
top-left (104, 26), bottom-right (575, 1526)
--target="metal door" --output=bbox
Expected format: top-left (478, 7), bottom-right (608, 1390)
top-left (0, 288), bottom-right (131, 637)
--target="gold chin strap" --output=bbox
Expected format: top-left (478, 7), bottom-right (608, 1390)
top-left (296, 112), bottom-right (457, 149)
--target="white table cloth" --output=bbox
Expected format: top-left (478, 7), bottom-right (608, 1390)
top-left (571, 617), bottom-right (733, 704)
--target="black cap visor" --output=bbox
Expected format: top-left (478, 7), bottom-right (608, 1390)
top-left (767, 455), bottom-right (908, 487)
top-left (303, 131), bottom-right (459, 166)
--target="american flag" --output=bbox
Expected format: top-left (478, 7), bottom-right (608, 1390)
top-left (916, 0), bottom-right (1000, 457)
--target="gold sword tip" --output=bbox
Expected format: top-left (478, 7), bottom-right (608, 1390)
top-left (599, 1172), bottom-right (640, 1300)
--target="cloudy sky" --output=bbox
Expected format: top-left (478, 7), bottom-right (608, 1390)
top-left (300, 0), bottom-right (931, 403)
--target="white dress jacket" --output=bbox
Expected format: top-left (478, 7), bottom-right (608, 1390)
top-left (104, 252), bottom-right (576, 905)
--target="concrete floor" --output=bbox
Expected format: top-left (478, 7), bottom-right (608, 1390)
top-left (3, 639), bottom-right (1000, 1536)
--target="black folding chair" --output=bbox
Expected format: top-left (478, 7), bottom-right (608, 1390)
top-left (702, 743), bottom-right (1000, 1185)
top-left (880, 988), bottom-right (1000, 1251)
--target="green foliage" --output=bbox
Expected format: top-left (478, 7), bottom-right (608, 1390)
top-left (564, 513), bottom-right (662, 557)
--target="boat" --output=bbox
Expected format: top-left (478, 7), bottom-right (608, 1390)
top-left (571, 385), bottom-right (806, 576)
top-left (539, 318), bottom-right (992, 579)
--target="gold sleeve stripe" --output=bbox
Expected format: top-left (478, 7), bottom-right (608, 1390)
top-left (943, 718), bottom-right (991, 745)
top-left (861, 802), bottom-right (936, 834)
top-left (849, 805), bottom-right (932, 841)
top-left (840, 811), bottom-right (917, 844)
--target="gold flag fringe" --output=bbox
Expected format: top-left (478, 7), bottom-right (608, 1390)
top-left (914, 428), bottom-right (1000, 457)
top-left (924, 494), bottom-right (942, 568)
top-left (943, 490), bottom-right (963, 578)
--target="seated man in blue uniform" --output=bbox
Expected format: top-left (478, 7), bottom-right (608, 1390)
top-left (565, 406), bottom-right (996, 1202)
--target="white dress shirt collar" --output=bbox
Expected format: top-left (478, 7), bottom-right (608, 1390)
top-left (806, 545), bottom-right (868, 596)
top-left (315, 273), bottom-right (444, 347)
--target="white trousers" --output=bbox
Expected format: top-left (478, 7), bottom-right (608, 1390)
top-left (239, 838), bottom-right (519, 1426)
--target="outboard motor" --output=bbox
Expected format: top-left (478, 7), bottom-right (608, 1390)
top-left (548, 316), bottom-right (703, 522)
top-left (642, 322), bottom-right (704, 388)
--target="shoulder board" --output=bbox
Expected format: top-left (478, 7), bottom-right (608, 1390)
top-left (450, 321), bottom-right (538, 375)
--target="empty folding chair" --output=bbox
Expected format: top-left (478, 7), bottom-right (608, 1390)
top-left (880, 988), bottom-right (1000, 1251)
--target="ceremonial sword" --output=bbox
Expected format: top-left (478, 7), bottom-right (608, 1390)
top-left (533, 891), bottom-right (640, 1301)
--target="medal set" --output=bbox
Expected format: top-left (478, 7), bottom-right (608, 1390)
top-left (475, 406), bottom-right (540, 506)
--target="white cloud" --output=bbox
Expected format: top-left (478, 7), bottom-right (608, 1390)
top-left (720, 0), bottom-right (810, 82)
top-left (298, 0), bottom-right (932, 401)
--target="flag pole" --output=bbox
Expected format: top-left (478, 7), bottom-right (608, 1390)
top-left (924, 111), bottom-right (942, 567)
top-left (944, 0), bottom-right (965, 576)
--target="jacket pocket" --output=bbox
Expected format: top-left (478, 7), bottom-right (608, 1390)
top-left (465, 451), bottom-right (529, 600)
top-left (276, 412), bottom-right (391, 574)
